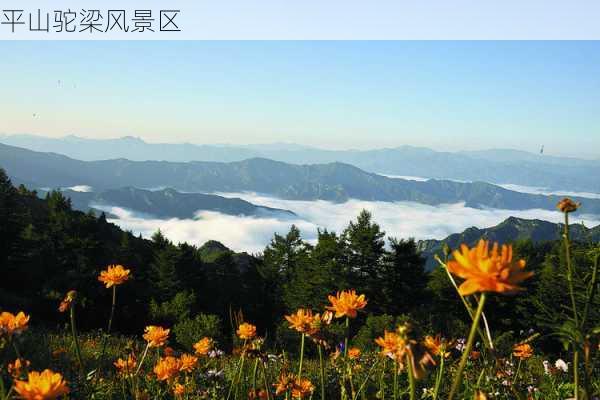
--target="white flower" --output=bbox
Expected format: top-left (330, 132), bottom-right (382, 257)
top-left (543, 360), bottom-right (551, 374)
top-left (555, 359), bottom-right (568, 372)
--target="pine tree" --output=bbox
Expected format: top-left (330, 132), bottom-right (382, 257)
top-left (149, 245), bottom-right (182, 302)
top-left (381, 237), bottom-right (427, 315)
top-left (341, 210), bottom-right (386, 312)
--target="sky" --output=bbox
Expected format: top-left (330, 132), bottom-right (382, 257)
top-left (1, 41), bottom-right (599, 157)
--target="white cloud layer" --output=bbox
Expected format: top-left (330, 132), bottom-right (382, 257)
top-left (67, 185), bottom-right (93, 192)
top-left (101, 192), bottom-right (600, 254)
top-left (497, 183), bottom-right (600, 200)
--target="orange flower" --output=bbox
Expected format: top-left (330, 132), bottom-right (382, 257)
top-left (0, 311), bottom-right (30, 336)
top-left (51, 348), bottom-right (67, 359)
top-left (98, 264), bottom-right (131, 288)
top-left (14, 369), bottom-right (69, 400)
top-left (470, 350), bottom-right (481, 360)
top-left (326, 290), bottom-right (367, 318)
top-left (114, 355), bottom-right (137, 376)
top-left (423, 335), bottom-right (451, 358)
top-left (291, 377), bottom-right (314, 399)
top-left (193, 337), bottom-right (214, 356)
top-left (474, 391), bottom-right (488, 400)
top-left (347, 347), bottom-right (361, 360)
top-left (8, 358), bottom-right (30, 378)
top-left (274, 374), bottom-right (313, 398)
top-left (143, 325), bottom-right (170, 347)
top-left (285, 309), bottom-right (315, 334)
top-left (154, 356), bottom-right (181, 381)
top-left (513, 343), bottom-right (533, 359)
top-left (274, 373), bottom-right (296, 395)
top-left (375, 330), bottom-right (405, 360)
top-left (164, 346), bottom-right (175, 357)
top-left (178, 353), bottom-right (198, 373)
top-left (237, 322), bottom-right (257, 340)
top-left (446, 240), bottom-right (533, 296)
top-left (173, 383), bottom-right (185, 397)
top-left (557, 198), bottom-right (580, 213)
top-left (248, 389), bottom-right (269, 399)
top-left (58, 290), bottom-right (77, 313)
top-left (310, 311), bottom-right (333, 332)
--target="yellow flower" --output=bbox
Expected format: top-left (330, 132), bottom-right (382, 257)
top-left (8, 358), bottom-right (30, 378)
top-left (178, 353), bottom-right (198, 373)
top-left (347, 347), bottom-right (361, 360)
top-left (114, 355), bottom-right (137, 376)
top-left (237, 322), bottom-right (257, 340)
top-left (285, 309), bottom-right (315, 334)
top-left (513, 343), bottom-right (533, 359)
top-left (173, 383), bottom-right (185, 397)
top-left (98, 264), bottom-right (131, 288)
top-left (447, 240), bottom-right (533, 296)
top-left (0, 311), bottom-right (30, 336)
top-left (291, 377), bottom-right (314, 399)
top-left (375, 330), bottom-right (405, 360)
top-left (557, 198), bottom-right (580, 213)
top-left (143, 325), bottom-right (170, 347)
top-left (423, 335), bottom-right (451, 358)
top-left (154, 356), bottom-right (181, 381)
top-left (14, 369), bottom-right (69, 400)
top-left (326, 290), bottom-right (367, 318)
top-left (193, 337), bottom-right (214, 356)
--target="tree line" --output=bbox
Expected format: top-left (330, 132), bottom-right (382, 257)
top-left (0, 168), bottom-right (597, 354)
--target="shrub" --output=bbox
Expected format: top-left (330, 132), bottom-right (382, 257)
top-left (173, 313), bottom-right (223, 350)
top-left (352, 314), bottom-right (409, 351)
top-left (149, 290), bottom-right (196, 325)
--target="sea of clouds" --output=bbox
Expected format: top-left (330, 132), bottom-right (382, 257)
top-left (100, 189), bottom-right (600, 254)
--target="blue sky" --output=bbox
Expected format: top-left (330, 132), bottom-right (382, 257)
top-left (1, 41), bottom-right (599, 157)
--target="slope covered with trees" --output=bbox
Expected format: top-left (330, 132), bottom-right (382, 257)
top-left (1, 168), bottom-right (597, 353)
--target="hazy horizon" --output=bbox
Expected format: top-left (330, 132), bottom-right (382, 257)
top-left (2, 132), bottom-right (599, 160)
top-left (1, 41), bottom-right (599, 158)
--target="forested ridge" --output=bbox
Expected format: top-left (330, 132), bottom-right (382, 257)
top-left (1, 167), bottom-right (597, 356)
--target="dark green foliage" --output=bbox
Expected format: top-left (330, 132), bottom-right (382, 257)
top-left (352, 314), bottom-right (409, 351)
top-left (149, 290), bottom-right (197, 325)
top-left (173, 313), bottom-right (223, 350)
top-left (0, 171), bottom-right (598, 357)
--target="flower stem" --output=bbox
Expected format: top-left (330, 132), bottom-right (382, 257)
top-left (392, 359), bottom-right (398, 400)
top-left (108, 286), bottom-right (117, 334)
top-left (262, 362), bottom-right (272, 400)
top-left (344, 317), bottom-right (349, 358)
top-left (563, 212), bottom-right (580, 399)
top-left (298, 333), bottom-right (306, 379)
top-left (406, 354), bottom-right (416, 400)
top-left (251, 358), bottom-right (259, 392)
top-left (70, 303), bottom-right (84, 373)
top-left (135, 343), bottom-right (150, 375)
top-left (318, 345), bottom-right (326, 400)
top-left (449, 293), bottom-right (487, 400)
top-left (432, 355), bottom-right (445, 400)
top-left (379, 358), bottom-right (386, 400)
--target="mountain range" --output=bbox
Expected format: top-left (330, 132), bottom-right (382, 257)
top-left (2, 143), bottom-right (599, 215)
top-left (417, 216), bottom-right (600, 269)
top-left (2, 134), bottom-right (599, 193)
top-left (52, 187), bottom-right (296, 219)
